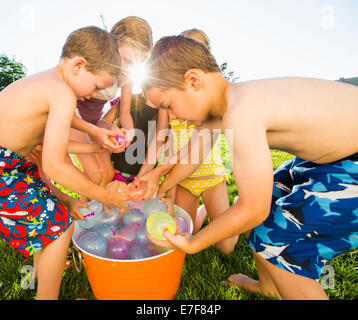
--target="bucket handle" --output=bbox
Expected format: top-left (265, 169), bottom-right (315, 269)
top-left (72, 245), bottom-right (83, 273)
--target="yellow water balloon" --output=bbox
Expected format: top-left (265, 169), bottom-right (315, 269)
top-left (146, 211), bottom-right (176, 240)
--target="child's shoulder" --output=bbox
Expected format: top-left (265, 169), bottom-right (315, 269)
top-left (32, 69), bottom-right (77, 104)
top-left (9, 68), bottom-right (74, 97)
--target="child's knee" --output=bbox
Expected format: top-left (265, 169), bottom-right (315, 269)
top-left (215, 241), bottom-right (235, 254)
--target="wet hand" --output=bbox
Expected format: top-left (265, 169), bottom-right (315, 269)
top-left (147, 229), bottom-right (195, 254)
top-left (67, 198), bottom-right (88, 221)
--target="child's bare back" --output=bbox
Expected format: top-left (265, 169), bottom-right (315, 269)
top-left (226, 77), bottom-right (358, 164)
top-left (0, 69), bottom-right (75, 157)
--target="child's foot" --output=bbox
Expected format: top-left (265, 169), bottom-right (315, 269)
top-left (223, 273), bottom-right (281, 299)
top-left (222, 273), bottom-right (261, 294)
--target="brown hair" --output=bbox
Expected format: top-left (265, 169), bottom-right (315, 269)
top-left (180, 28), bottom-right (211, 51)
top-left (144, 35), bottom-right (220, 90)
top-left (110, 16), bottom-right (153, 53)
top-left (61, 26), bottom-right (120, 77)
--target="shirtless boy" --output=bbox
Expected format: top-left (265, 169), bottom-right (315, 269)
top-left (0, 26), bottom-right (124, 299)
top-left (143, 35), bottom-right (358, 299)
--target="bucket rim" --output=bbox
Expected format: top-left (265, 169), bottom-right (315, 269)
top-left (71, 204), bottom-right (192, 262)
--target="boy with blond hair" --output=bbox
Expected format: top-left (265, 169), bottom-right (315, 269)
top-left (143, 35), bottom-right (358, 300)
top-left (0, 26), bottom-right (125, 299)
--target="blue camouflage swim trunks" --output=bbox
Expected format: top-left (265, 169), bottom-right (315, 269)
top-left (248, 156), bottom-right (358, 280)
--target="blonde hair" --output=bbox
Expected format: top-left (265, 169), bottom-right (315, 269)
top-left (180, 28), bottom-right (211, 52)
top-left (144, 35), bottom-right (220, 90)
top-left (61, 26), bottom-right (120, 77)
top-left (110, 16), bottom-right (153, 53)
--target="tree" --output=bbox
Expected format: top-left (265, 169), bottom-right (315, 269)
top-left (0, 54), bottom-right (26, 91)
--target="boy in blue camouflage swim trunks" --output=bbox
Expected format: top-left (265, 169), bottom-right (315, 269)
top-left (142, 36), bottom-right (358, 299)
top-left (248, 155), bottom-right (358, 280)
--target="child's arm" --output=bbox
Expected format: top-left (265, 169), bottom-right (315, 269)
top-left (66, 141), bottom-right (105, 154)
top-left (157, 128), bottom-right (220, 196)
top-left (137, 108), bottom-right (169, 177)
top-left (135, 109), bottom-right (172, 198)
top-left (119, 84), bottom-right (135, 143)
top-left (42, 86), bottom-right (126, 207)
top-left (148, 106), bottom-right (274, 254)
top-left (71, 113), bottom-right (122, 153)
top-left (136, 118), bottom-right (211, 198)
top-left (97, 102), bottom-right (122, 133)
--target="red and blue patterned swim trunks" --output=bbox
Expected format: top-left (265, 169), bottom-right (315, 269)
top-left (0, 146), bottom-right (73, 257)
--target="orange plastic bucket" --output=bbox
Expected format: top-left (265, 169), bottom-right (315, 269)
top-left (72, 205), bottom-right (193, 300)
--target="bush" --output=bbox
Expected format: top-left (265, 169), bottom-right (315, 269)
top-left (0, 54), bottom-right (26, 91)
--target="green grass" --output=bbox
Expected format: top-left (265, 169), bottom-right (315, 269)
top-left (0, 144), bottom-right (357, 300)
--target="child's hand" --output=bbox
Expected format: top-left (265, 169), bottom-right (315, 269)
top-left (159, 187), bottom-right (176, 215)
top-left (147, 230), bottom-right (195, 254)
top-left (134, 169), bottom-right (162, 199)
top-left (108, 127), bottom-right (129, 153)
top-left (92, 126), bottom-right (125, 153)
top-left (67, 198), bottom-right (88, 221)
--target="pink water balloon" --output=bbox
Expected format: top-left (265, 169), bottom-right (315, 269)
top-left (128, 181), bottom-right (147, 201)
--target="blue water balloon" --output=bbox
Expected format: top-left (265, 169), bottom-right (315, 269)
top-left (78, 200), bottom-right (104, 229)
top-left (143, 199), bottom-right (167, 219)
top-left (77, 231), bottom-right (107, 257)
top-left (122, 208), bottom-right (146, 226)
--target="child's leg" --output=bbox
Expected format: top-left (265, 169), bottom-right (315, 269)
top-left (201, 181), bottom-right (239, 254)
top-left (36, 224), bottom-right (74, 300)
top-left (95, 151), bottom-right (115, 187)
top-left (226, 248), bottom-right (327, 299)
top-left (175, 185), bottom-right (200, 228)
top-left (70, 129), bottom-right (102, 186)
top-left (195, 204), bottom-right (208, 232)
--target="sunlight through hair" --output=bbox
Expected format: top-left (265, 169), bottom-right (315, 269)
top-left (129, 62), bottom-right (148, 94)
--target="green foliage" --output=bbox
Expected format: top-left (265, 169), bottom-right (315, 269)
top-left (0, 54), bottom-right (26, 91)
top-left (220, 62), bottom-right (240, 83)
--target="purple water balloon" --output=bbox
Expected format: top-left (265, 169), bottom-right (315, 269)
top-left (77, 231), bottom-right (107, 257)
top-left (105, 237), bottom-right (131, 260)
top-left (128, 244), bottom-right (153, 260)
top-left (174, 217), bottom-right (189, 233)
top-left (117, 222), bottom-right (141, 244)
top-left (99, 206), bottom-right (122, 225)
top-left (122, 209), bottom-right (146, 226)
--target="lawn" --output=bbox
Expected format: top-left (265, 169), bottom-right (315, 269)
top-left (0, 141), bottom-right (357, 300)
